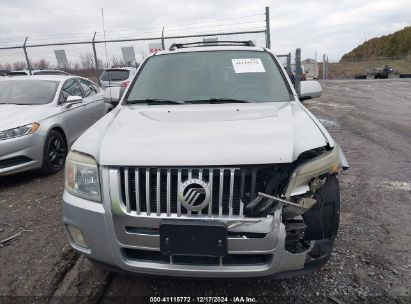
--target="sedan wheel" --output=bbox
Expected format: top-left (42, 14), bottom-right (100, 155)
top-left (40, 130), bottom-right (67, 174)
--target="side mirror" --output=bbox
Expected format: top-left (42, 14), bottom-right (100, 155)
top-left (103, 87), bottom-right (123, 105)
top-left (300, 80), bottom-right (322, 101)
top-left (65, 95), bottom-right (82, 108)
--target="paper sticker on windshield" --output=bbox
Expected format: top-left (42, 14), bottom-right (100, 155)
top-left (232, 58), bottom-right (266, 73)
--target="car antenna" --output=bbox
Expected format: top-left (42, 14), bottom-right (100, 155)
top-left (101, 7), bottom-right (112, 99)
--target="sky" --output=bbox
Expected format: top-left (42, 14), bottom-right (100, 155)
top-left (0, 0), bottom-right (410, 61)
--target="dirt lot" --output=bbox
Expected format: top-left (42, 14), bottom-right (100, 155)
top-left (0, 79), bottom-right (410, 303)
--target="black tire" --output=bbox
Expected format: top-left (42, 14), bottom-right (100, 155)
top-left (399, 73), bottom-right (411, 78)
top-left (302, 174), bottom-right (340, 241)
top-left (40, 130), bottom-right (67, 174)
top-left (355, 74), bottom-right (367, 80)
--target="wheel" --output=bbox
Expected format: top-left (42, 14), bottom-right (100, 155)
top-left (40, 130), bottom-right (67, 174)
top-left (302, 174), bottom-right (340, 260)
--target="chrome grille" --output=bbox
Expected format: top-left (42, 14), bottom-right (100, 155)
top-left (119, 167), bottom-right (266, 218)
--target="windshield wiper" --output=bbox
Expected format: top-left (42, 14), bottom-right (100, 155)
top-left (185, 98), bottom-right (253, 104)
top-left (127, 98), bottom-right (185, 105)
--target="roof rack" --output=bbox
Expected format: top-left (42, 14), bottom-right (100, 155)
top-left (169, 40), bottom-right (255, 51)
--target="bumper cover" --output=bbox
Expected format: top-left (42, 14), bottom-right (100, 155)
top-left (63, 188), bottom-right (331, 278)
top-left (0, 133), bottom-right (44, 176)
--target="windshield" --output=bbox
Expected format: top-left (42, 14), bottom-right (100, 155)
top-left (33, 70), bottom-right (68, 75)
top-left (0, 80), bottom-right (59, 105)
top-left (126, 51), bottom-right (292, 104)
top-left (101, 70), bottom-right (130, 81)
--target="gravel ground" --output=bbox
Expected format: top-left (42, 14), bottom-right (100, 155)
top-left (0, 79), bottom-right (410, 304)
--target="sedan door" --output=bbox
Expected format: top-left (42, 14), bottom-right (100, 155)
top-left (57, 78), bottom-right (92, 146)
top-left (77, 78), bottom-right (107, 124)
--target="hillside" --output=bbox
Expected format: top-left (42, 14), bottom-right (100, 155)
top-left (341, 26), bottom-right (411, 61)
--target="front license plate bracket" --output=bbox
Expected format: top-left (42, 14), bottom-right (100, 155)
top-left (160, 220), bottom-right (228, 257)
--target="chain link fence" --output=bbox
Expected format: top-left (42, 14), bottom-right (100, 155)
top-left (277, 53), bottom-right (292, 77)
top-left (0, 7), bottom-right (271, 79)
top-left (0, 31), bottom-right (270, 83)
top-left (0, 6), bottom-right (305, 95)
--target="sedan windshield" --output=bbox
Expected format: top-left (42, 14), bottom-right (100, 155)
top-left (126, 50), bottom-right (292, 104)
top-left (0, 80), bottom-right (59, 105)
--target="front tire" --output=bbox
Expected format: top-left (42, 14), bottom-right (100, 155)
top-left (40, 130), bottom-right (67, 174)
top-left (303, 174), bottom-right (340, 241)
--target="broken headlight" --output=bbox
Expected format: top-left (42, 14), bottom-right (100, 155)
top-left (285, 145), bottom-right (340, 199)
top-left (65, 151), bottom-right (101, 202)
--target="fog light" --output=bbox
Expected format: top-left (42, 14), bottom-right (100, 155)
top-left (67, 225), bottom-right (88, 248)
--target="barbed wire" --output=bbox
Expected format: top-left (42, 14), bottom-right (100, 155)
top-left (97, 13), bottom-right (265, 35)
top-left (0, 13), bottom-right (265, 47)
top-left (96, 22), bottom-right (266, 41)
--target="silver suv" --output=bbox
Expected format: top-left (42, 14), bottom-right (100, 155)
top-left (100, 67), bottom-right (137, 89)
top-left (63, 41), bottom-right (349, 278)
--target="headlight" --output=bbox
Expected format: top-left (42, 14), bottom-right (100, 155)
top-left (0, 123), bottom-right (39, 140)
top-left (65, 151), bottom-right (101, 202)
top-left (285, 146), bottom-right (340, 199)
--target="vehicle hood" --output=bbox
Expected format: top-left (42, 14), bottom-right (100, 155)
top-left (0, 104), bottom-right (55, 131)
top-left (74, 102), bottom-right (329, 166)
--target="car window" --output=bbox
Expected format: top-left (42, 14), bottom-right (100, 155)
top-left (101, 70), bottom-right (130, 81)
top-left (60, 79), bottom-right (82, 103)
top-left (126, 51), bottom-right (292, 103)
top-left (91, 83), bottom-right (100, 93)
top-left (78, 79), bottom-right (98, 98)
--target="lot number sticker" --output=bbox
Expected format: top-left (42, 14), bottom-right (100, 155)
top-left (232, 58), bottom-right (266, 73)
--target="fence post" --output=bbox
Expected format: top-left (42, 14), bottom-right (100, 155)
top-left (326, 56), bottom-right (329, 79)
top-left (161, 27), bottom-right (165, 50)
top-left (322, 54), bottom-right (326, 79)
top-left (23, 37), bottom-right (32, 75)
top-left (265, 7), bottom-right (271, 49)
top-left (294, 48), bottom-right (301, 97)
top-left (286, 52), bottom-right (292, 78)
top-left (92, 32), bottom-right (100, 84)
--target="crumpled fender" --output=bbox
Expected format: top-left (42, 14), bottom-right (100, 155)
top-left (339, 147), bottom-right (349, 170)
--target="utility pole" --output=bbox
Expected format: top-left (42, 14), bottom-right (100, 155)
top-left (265, 7), bottom-right (271, 49)
top-left (101, 8), bottom-right (108, 68)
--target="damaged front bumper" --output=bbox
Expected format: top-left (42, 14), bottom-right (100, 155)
top-left (63, 186), bottom-right (334, 278)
